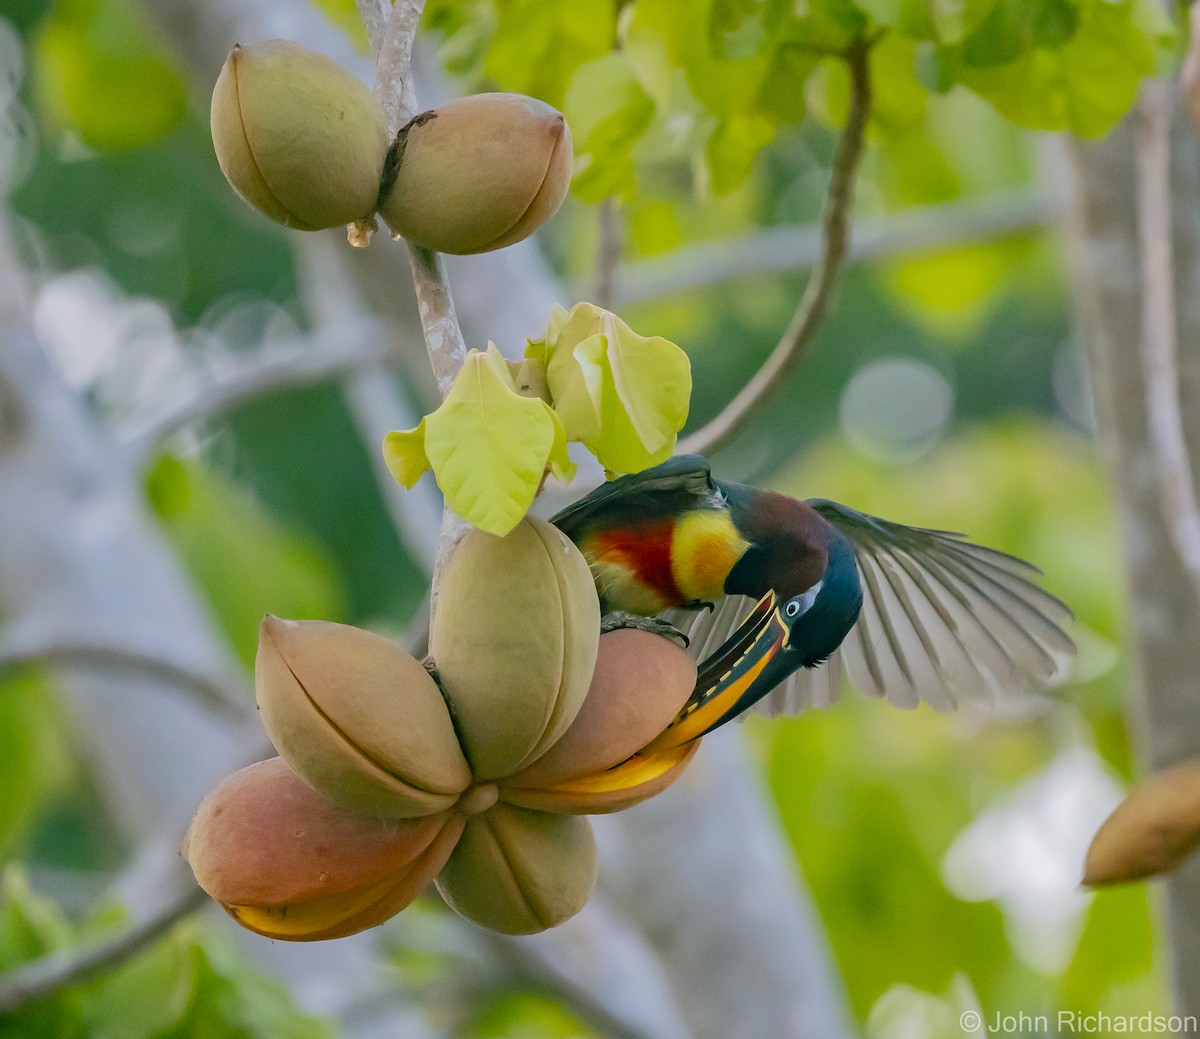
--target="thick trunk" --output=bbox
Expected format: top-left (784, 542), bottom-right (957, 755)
top-left (1062, 91), bottom-right (1200, 1011)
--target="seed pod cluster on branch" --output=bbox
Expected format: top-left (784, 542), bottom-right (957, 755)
top-left (184, 519), bottom-right (700, 939)
top-left (209, 39), bottom-right (572, 252)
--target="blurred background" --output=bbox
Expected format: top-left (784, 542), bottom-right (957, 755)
top-left (0, 0), bottom-right (1191, 1036)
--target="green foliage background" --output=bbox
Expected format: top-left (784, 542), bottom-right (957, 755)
top-left (0, 0), bottom-right (1178, 1034)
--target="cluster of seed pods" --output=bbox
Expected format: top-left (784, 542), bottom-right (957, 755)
top-left (185, 520), bottom-right (700, 938)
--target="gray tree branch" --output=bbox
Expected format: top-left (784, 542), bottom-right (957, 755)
top-left (1061, 85), bottom-right (1200, 1013)
top-left (1136, 80), bottom-right (1200, 608)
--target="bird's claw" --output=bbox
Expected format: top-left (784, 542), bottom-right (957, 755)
top-left (600, 611), bottom-right (691, 649)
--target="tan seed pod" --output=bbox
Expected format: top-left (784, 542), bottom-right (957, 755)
top-left (183, 757), bottom-right (464, 941)
top-left (378, 92), bottom-right (572, 254)
top-left (257, 616), bottom-right (472, 818)
top-left (501, 629), bottom-right (700, 815)
top-left (211, 40), bottom-right (388, 230)
top-left (431, 518), bottom-right (600, 781)
top-left (1084, 758), bottom-right (1200, 886)
top-left (435, 803), bottom-right (596, 934)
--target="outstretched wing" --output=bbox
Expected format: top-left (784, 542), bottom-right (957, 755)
top-left (549, 454), bottom-right (718, 537)
top-left (666, 500), bottom-right (1075, 715)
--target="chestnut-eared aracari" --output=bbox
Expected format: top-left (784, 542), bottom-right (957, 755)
top-left (550, 454), bottom-right (1075, 750)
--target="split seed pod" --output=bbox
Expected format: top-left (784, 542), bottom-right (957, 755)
top-left (378, 92), bottom-right (572, 254)
top-left (256, 616), bottom-right (472, 818)
top-left (435, 803), bottom-right (597, 934)
top-left (184, 758), bottom-right (464, 941)
top-left (431, 518), bottom-right (600, 781)
top-left (502, 629), bottom-right (700, 814)
top-left (211, 40), bottom-right (388, 230)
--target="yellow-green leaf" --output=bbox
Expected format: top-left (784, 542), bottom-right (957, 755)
top-left (546, 331), bottom-right (606, 444)
top-left (604, 312), bottom-right (691, 457)
top-left (424, 352), bottom-right (556, 536)
top-left (541, 302), bottom-right (692, 475)
top-left (542, 402), bottom-right (576, 484)
top-left (382, 419), bottom-right (431, 489)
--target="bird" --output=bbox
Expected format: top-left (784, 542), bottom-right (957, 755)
top-left (550, 454), bottom-right (1075, 750)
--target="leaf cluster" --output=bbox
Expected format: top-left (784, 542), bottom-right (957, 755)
top-left (384, 303), bottom-right (691, 536)
top-left (424, 0), bottom-right (1172, 203)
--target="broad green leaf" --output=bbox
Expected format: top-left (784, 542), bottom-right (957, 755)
top-left (382, 419), bottom-right (432, 488)
top-left (955, 1), bottom-right (1157, 137)
top-left (548, 331), bottom-right (606, 444)
top-left (754, 37), bottom-right (818, 123)
top-left (424, 351), bottom-right (558, 535)
top-left (710, 0), bottom-right (776, 61)
top-left (484, 0), bottom-right (617, 109)
top-left (0, 867), bottom-right (72, 969)
top-left (880, 240), bottom-right (1024, 339)
top-left (83, 929), bottom-right (196, 1039)
top-left (565, 52), bottom-right (656, 202)
top-left (465, 990), bottom-right (591, 1039)
top-left (542, 303), bottom-right (691, 474)
top-left (0, 868), bottom-right (82, 1038)
top-left (180, 925), bottom-right (333, 1038)
top-left (706, 113), bottom-right (776, 193)
top-left (628, 199), bottom-right (684, 255)
top-left (0, 673), bottom-right (72, 863)
top-left (542, 402), bottom-right (577, 483)
top-left (853, 0), bottom-right (936, 36)
top-left (34, 0), bottom-right (187, 151)
top-left (603, 312), bottom-right (692, 456)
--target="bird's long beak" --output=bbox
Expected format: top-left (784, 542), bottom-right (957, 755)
top-left (641, 592), bottom-right (791, 753)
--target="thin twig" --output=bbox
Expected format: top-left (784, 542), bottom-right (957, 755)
top-left (679, 39), bottom-right (873, 457)
top-left (0, 882), bottom-right (209, 1013)
top-left (1137, 80), bottom-right (1200, 606)
top-left (120, 330), bottom-right (394, 461)
top-left (0, 640), bottom-right (248, 718)
top-left (598, 187), bottom-right (1054, 307)
top-left (594, 197), bottom-right (622, 311)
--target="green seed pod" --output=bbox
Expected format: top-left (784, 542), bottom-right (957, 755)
top-left (210, 39), bottom-right (388, 230)
top-left (435, 803), bottom-right (596, 934)
top-left (256, 616), bottom-right (472, 818)
top-left (378, 92), bottom-right (572, 254)
top-left (431, 518), bottom-right (600, 781)
top-left (184, 758), bottom-right (464, 941)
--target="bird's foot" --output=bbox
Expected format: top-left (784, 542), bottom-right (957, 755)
top-left (600, 611), bottom-right (691, 648)
top-left (680, 598), bottom-right (716, 614)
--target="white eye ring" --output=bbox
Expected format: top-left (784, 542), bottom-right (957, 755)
top-left (784, 599), bottom-right (802, 618)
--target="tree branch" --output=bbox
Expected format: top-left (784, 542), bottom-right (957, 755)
top-left (598, 187), bottom-right (1053, 307)
top-left (1137, 80), bottom-right (1200, 609)
top-left (0, 639), bottom-right (248, 718)
top-left (679, 39), bottom-right (873, 457)
top-left (594, 197), bottom-right (622, 312)
top-left (120, 328), bottom-right (394, 461)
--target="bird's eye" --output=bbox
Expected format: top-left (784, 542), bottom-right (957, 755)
top-left (784, 599), bottom-right (802, 618)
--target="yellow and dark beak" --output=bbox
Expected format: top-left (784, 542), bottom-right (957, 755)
top-left (641, 592), bottom-right (793, 754)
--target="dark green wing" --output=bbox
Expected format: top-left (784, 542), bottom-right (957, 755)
top-left (550, 454), bottom-right (720, 538)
